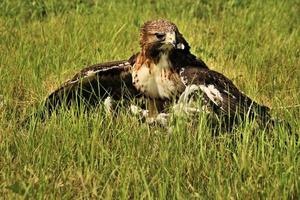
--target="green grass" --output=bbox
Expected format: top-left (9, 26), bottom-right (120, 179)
top-left (0, 0), bottom-right (300, 199)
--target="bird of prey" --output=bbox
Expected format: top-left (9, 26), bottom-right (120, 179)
top-left (43, 19), bottom-right (273, 127)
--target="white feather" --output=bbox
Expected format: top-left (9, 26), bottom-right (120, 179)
top-left (103, 96), bottom-right (113, 113)
top-left (133, 53), bottom-right (184, 99)
top-left (199, 84), bottom-right (223, 106)
top-left (173, 84), bottom-right (202, 115)
top-left (176, 43), bottom-right (185, 49)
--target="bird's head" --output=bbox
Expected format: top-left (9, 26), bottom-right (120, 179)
top-left (140, 19), bottom-right (190, 56)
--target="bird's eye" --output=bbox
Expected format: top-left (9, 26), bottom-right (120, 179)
top-left (155, 33), bottom-right (165, 40)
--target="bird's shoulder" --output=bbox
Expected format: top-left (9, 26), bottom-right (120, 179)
top-left (48, 53), bottom-right (139, 98)
top-left (70, 54), bottom-right (138, 83)
top-left (170, 50), bottom-right (209, 70)
top-left (181, 67), bottom-right (239, 92)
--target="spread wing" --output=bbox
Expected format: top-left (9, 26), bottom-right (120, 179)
top-left (44, 54), bottom-right (140, 114)
top-left (180, 67), bottom-right (271, 122)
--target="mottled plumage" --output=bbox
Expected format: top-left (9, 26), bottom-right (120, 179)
top-left (180, 67), bottom-right (271, 127)
top-left (42, 19), bottom-right (275, 128)
top-left (44, 56), bottom-right (139, 115)
top-left (132, 19), bottom-right (207, 115)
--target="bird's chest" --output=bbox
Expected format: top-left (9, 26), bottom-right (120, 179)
top-left (133, 59), bottom-right (185, 99)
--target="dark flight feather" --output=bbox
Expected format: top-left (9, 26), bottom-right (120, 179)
top-left (180, 67), bottom-right (272, 126)
top-left (44, 55), bottom-right (140, 115)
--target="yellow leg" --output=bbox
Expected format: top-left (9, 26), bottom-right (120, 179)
top-left (147, 99), bottom-right (165, 117)
top-left (147, 99), bottom-right (157, 117)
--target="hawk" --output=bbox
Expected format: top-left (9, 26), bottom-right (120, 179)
top-left (43, 19), bottom-right (273, 127)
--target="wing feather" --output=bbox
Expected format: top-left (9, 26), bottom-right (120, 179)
top-left (180, 67), bottom-right (270, 122)
top-left (45, 55), bottom-right (139, 114)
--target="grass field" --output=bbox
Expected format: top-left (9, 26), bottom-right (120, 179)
top-left (0, 0), bottom-right (300, 199)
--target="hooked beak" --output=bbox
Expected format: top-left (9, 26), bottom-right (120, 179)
top-left (164, 32), bottom-right (177, 48)
top-left (162, 32), bottom-right (185, 50)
